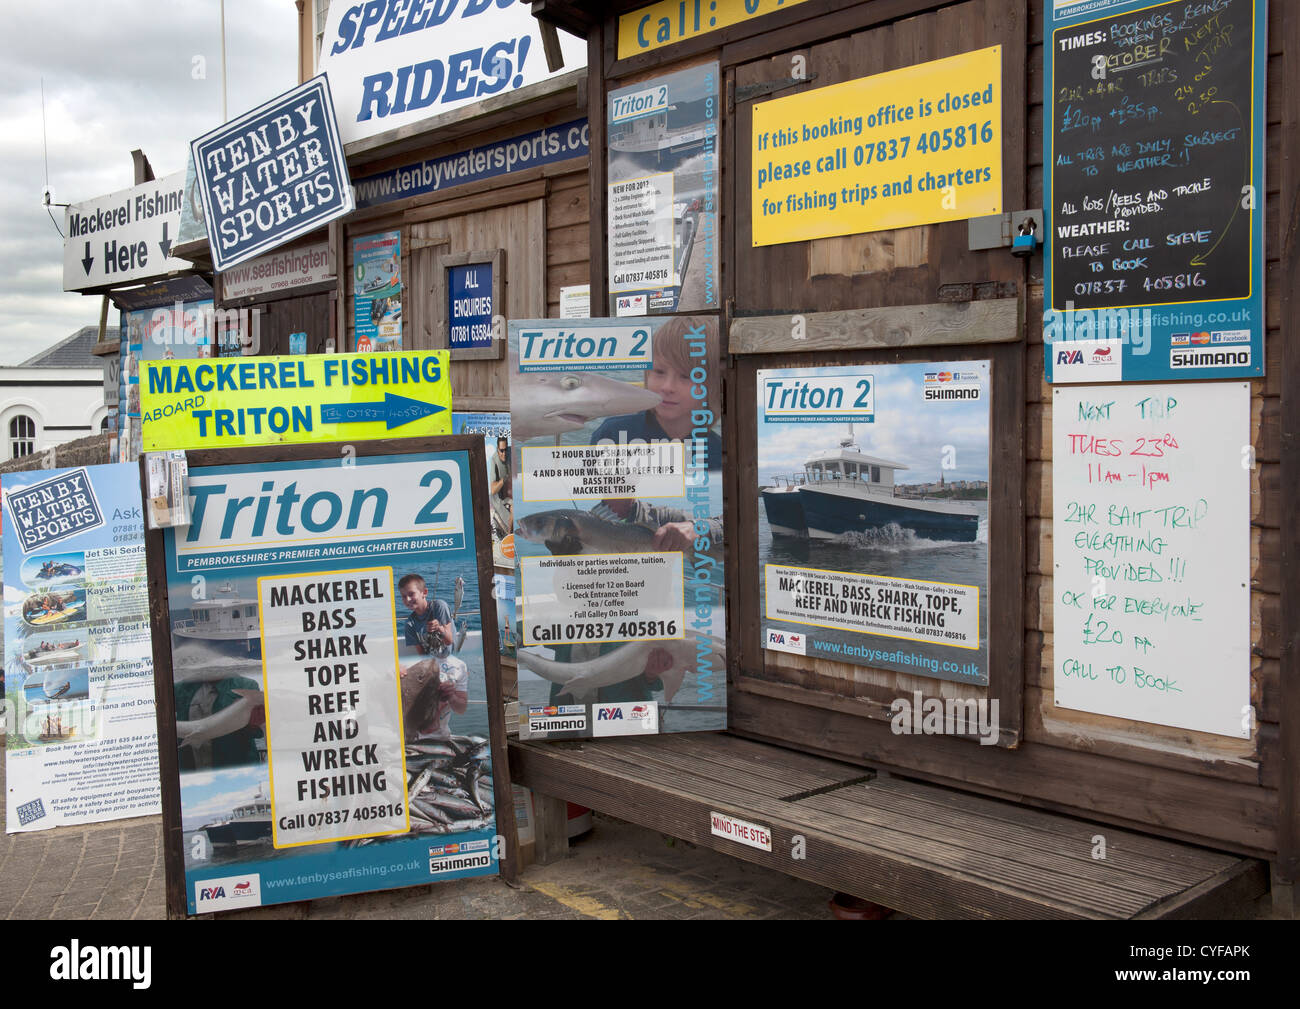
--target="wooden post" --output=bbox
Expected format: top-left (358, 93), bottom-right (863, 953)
top-left (532, 792), bottom-right (570, 864)
top-left (1276, 0), bottom-right (1300, 903)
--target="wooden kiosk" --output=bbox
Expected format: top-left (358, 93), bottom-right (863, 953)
top-left (505, 0), bottom-right (1299, 919)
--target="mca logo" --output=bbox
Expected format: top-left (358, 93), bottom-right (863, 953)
top-left (789, 635), bottom-right (802, 645)
top-left (597, 707), bottom-right (624, 721)
top-left (630, 705), bottom-right (650, 718)
top-left (233, 881), bottom-right (252, 894)
top-left (200, 887), bottom-right (226, 900)
top-left (1057, 350), bottom-right (1084, 365)
top-left (1091, 346), bottom-right (1111, 360)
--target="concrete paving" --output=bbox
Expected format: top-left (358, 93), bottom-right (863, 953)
top-left (0, 742), bottom-right (839, 920)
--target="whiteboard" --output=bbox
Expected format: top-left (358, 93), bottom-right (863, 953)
top-left (1051, 384), bottom-right (1250, 738)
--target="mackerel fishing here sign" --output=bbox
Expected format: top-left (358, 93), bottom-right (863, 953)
top-left (140, 351), bottom-right (451, 451)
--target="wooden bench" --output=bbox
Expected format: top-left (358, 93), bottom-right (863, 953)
top-left (509, 733), bottom-right (1267, 919)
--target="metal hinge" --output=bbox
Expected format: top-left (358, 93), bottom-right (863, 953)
top-left (732, 74), bottom-right (818, 109)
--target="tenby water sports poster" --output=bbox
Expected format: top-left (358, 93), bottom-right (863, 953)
top-left (146, 439), bottom-right (514, 915)
top-left (509, 317), bottom-right (725, 738)
top-left (757, 362), bottom-right (991, 687)
top-left (4, 463), bottom-right (160, 832)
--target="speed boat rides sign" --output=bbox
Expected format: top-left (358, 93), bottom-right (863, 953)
top-left (191, 75), bottom-right (353, 273)
top-left (757, 362), bottom-right (992, 687)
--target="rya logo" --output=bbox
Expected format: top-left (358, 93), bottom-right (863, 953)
top-left (597, 707), bottom-right (624, 721)
top-left (200, 886), bottom-right (226, 900)
top-left (1057, 349), bottom-right (1084, 365)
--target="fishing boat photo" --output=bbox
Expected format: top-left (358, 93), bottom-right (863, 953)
top-left (761, 431), bottom-right (980, 543)
top-left (201, 787), bottom-right (273, 847)
top-left (173, 582), bottom-right (262, 659)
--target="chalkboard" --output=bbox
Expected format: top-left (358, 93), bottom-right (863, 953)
top-left (1050, 0), bottom-right (1256, 307)
top-left (1051, 383), bottom-right (1250, 739)
top-left (1044, 0), bottom-right (1265, 384)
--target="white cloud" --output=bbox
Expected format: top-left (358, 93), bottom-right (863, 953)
top-left (0, 1), bottom-right (297, 363)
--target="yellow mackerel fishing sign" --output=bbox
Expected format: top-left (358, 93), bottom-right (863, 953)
top-left (140, 351), bottom-right (451, 451)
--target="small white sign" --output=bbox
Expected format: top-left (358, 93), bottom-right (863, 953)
top-left (195, 872), bottom-right (263, 912)
top-left (615, 293), bottom-right (648, 316)
top-left (709, 811), bottom-right (772, 852)
top-left (591, 700), bottom-right (659, 736)
top-left (521, 443), bottom-right (685, 501)
top-left (764, 627), bottom-right (807, 655)
top-left (258, 567), bottom-right (408, 846)
top-left (765, 564), bottom-right (979, 649)
top-left (559, 284), bottom-right (591, 319)
top-left (609, 171), bottom-right (675, 293)
top-left (520, 552), bottom-right (684, 647)
top-left (220, 241), bottom-right (334, 300)
top-left (523, 710), bottom-right (588, 736)
top-left (1048, 338), bottom-right (1124, 383)
top-left (63, 172), bottom-right (189, 291)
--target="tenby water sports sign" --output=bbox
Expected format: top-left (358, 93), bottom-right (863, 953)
top-left (191, 75), bottom-right (353, 273)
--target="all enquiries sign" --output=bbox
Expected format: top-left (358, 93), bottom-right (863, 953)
top-left (191, 75), bottom-right (354, 273)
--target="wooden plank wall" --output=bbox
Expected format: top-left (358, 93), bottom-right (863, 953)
top-left (251, 293), bottom-right (333, 356)
top-left (726, 2), bottom-right (1027, 737)
top-left (621, 0), bottom-right (1290, 856)
top-left (339, 162), bottom-right (588, 411)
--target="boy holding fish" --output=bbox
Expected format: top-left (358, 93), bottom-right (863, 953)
top-left (397, 573), bottom-right (468, 739)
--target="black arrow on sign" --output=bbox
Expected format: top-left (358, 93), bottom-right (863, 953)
top-left (159, 222), bottom-right (172, 258)
top-left (81, 241), bottom-right (94, 275)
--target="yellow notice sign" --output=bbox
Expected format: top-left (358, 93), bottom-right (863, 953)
top-left (619, 0), bottom-right (810, 59)
top-left (140, 351), bottom-right (451, 451)
top-left (752, 47), bottom-right (1002, 247)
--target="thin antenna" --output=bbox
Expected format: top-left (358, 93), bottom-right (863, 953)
top-left (41, 77), bottom-right (64, 238)
top-left (41, 79), bottom-right (50, 191)
top-left (220, 0), bottom-right (228, 122)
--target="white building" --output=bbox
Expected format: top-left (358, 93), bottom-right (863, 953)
top-left (0, 326), bottom-right (111, 462)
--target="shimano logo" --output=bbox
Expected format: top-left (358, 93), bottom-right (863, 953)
top-left (528, 716), bottom-right (586, 732)
top-left (1170, 348), bottom-right (1250, 368)
top-left (429, 853), bottom-right (493, 874)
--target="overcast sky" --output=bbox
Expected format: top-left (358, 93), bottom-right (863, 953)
top-left (0, 1), bottom-right (298, 364)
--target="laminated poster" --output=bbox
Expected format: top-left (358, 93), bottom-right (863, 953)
top-left (160, 449), bottom-right (502, 913)
top-left (452, 412), bottom-right (514, 568)
top-left (757, 363), bottom-right (991, 686)
top-left (509, 317), bottom-right (725, 738)
top-left (607, 62), bottom-right (719, 315)
top-left (4, 463), bottom-right (160, 832)
top-left (353, 231), bottom-right (402, 353)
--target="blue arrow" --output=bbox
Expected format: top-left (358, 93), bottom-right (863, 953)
top-left (320, 392), bottom-right (445, 430)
